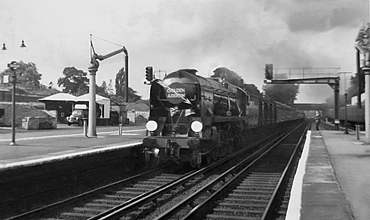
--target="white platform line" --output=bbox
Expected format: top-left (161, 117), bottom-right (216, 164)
top-left (285, 130), bottom-right (311, 220)
top-left (0, 142), bottom-right (142, 170)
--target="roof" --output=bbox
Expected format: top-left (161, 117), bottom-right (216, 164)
top-left (39, 93), bottom-right (110, 105)
top-left (75, 94), bottom-right (110, 102)
top-left (38, 93), bottom-right (77, 102)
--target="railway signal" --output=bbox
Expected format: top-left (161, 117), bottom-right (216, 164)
top-left (145, 66), bottom-right (153, 82)
top-left (265, 64), bottom-right (273, 80)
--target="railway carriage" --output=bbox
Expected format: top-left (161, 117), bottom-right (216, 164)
top-left (143, 69), bottom-right (304, 167)
top-left (324, 104), bottom-right (365, 128)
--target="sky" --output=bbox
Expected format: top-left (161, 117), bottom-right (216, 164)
top-left (0, 0), bottom-right (368, 103)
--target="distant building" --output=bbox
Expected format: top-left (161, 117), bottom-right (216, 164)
top-left (126, 101), bottom-right (149, 123)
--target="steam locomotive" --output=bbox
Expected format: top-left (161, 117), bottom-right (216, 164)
top-left (142, 69), bottom-right (304, 167)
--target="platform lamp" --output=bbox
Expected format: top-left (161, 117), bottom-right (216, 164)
top-left (4, 40), bottom-right (26, 146)
top-left (339, 71), bottom-right (351, 134)
top-left (344, 92), bottom-right (349, 134)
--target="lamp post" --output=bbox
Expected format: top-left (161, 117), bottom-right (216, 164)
top-left (3, 40), bottom-right (26, 145)
top-left (344, 92), bottom-right (349, 134)
top-left (339, 71), bottom-right (351, 134)
top-left (8, 61), bottom-right (20, 145)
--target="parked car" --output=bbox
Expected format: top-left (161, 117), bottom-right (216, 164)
top-left (66, 109), bottom-right (87, 126)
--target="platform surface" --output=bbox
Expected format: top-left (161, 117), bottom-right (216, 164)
top-left (0, 124), bottom-right (146, 169)
top-left (287, 129), bottom-right (370, 220)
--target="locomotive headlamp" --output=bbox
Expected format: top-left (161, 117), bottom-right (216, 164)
top-left (191, 121), bottom-right (203, 132)
top-left (146, 120), bottom-right (158, 132)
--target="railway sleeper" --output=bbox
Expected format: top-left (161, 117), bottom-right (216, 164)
top-left (113, 190), bottom-right (143, 196)
top-left (119, 187), bottom-right (150, 192)
top-left (136, 181), bottom-right (165, 186)
top-left (206, 214), bottom-right (257, 220)
top-left (72, 207), bottom-right (102, 214)
top-left (59, 211), bottom-right (95, 218)
top-left (233, 189), bottom-right (274, 194)
top-left (222, 198), bottom-right (268, 205)
top-left (104, 194), bottom-right (133, 200)
top-left (237, 185), bottom-right (275, 190)
top-left (213, 207), bottom-right (262, 216)
top-left (280, 203), bottom-right (288, 211)
top-left (235, 186), bottom-right (275, 191)
top-left (228, 193), bottom-right (270, 200)
top-left (93, 198), bottom-right (125, 204)
top-left (247, 174), bottom-right (281, 179)
top-left (243, 176), bottom-right (280, 180)
top-left (153, 176), bottom-right (180, 180)
top-left (142, 179), bottom-right (174, 184)
top-left (278, 209), bottom-right (287, 216)
top-left (248, 172), bottom-right (282, 176)
top-left (84, 202), bottom-right (117, 209)
top-left (133, 183), bottom-right (161, 188)
top-left (218, 202), bottom-right (267, 210)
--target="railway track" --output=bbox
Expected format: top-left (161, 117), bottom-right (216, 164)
top-left (151, 122), bottom-right (308, 220)
top-left (7, 121), bottom-right (307, 220)
top-left (6, 167), bottom-right (183, 220)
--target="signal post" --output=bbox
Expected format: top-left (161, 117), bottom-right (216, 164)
top-left (264, 64), bottom-right (340, 130)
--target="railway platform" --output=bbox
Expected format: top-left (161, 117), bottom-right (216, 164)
top-left (0, 124), bottom-right (146, 170)
top-left (287, 128), bottom-right (370, 220)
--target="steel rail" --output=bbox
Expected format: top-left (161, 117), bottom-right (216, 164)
top-left (6, 167), bottom-right (164, 220)
top-left (153, 123), bottom-right (303, 220)
top-left (260, 122), bottom-right (310, 219)
top-left (95, 125), bottom-right (298, 220)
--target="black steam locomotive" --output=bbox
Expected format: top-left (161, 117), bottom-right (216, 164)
top-left (143, 69), bottom-right (304, 167)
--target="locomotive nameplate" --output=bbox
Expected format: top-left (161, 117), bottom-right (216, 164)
top-left (166, 82), bottom-right (186, 104)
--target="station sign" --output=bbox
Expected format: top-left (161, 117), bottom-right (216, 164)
top-left (8, 61), bottom-right (20, 70)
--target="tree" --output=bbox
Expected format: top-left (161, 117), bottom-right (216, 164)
top-left (242, 84), bottom-right (262, 97)
top-left (346, 74), bottom-right (364, 99)
top-left (115, 67), bottom-right (125, 96)
top-left (115, 67), bottom-right (141, 102)
top-left (325, 94), bottom-right (347, 109)
top-left (263, 84), bottom-right (299, 104)
top-left (1, 61), bottom-right (42, 90)
top-left (57, 67), bottom-right (89, 95)
top-left (96, 81), bottom-right (108, 97)
top-left (107, 79), bottom-right (114, 96)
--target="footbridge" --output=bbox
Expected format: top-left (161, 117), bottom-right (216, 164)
top-left (291, 103), bottom-right (326, 111)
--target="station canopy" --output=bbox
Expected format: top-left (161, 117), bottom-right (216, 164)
top-left (75, 94), bottom-right (110, 105)
top-left (39, 93), bottom-right (77, 102)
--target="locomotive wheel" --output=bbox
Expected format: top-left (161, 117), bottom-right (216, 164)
top-left (210, 150), bottom-right (217, 161)
top-left (203, 154), bottom-right (211, 165)
top-left (183, 161), bottom-right (193, 171)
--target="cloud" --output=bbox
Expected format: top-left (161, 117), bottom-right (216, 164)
top-left (263, 0), bottom-right (368, 32)
top-left (0, 0), bottom-right (365, 103)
